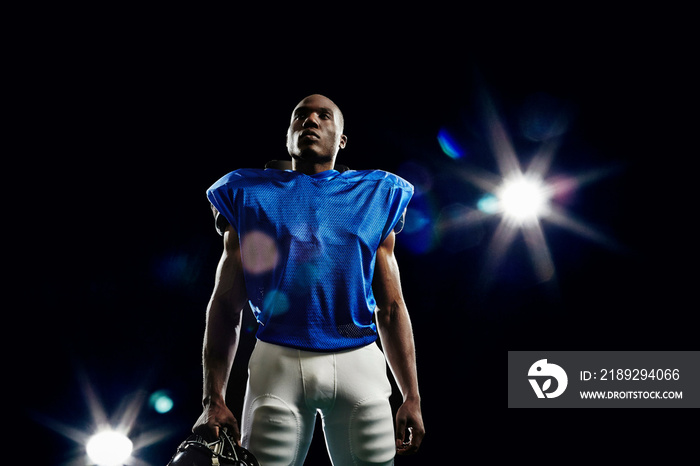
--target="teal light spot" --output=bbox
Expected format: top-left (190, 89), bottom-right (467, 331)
top-left (477, 194), bottom-right (500, 214)
top-left (149, 390), bottom-right (174, 414)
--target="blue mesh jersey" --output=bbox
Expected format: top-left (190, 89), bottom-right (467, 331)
top-left (206, 168), bottom-right (414, 351)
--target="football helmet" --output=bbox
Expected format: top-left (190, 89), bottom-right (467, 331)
top-left (166, 429), bottom-right (259, 466)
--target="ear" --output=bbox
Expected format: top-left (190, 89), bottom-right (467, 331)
top-left (339, 134), bottom-right (348, 150)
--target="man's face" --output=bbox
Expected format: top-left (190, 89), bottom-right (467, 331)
top-left (286, 94), bottom-right (347, 163)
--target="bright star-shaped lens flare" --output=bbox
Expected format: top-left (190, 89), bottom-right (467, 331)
top-left (86, 430), bottom-right (134, 466)
top-left (453, 88), bottom-right (620, 288)
top-left (32, 370), bottom-right (175, 466)
top-left (496, 174), bottom-right (551, 225)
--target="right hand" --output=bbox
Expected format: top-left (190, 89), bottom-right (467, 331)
top-left (192, 399), bottom-right (240, 445)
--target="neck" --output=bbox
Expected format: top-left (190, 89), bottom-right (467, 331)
top-left (291, 156), bottom-right (336, 175)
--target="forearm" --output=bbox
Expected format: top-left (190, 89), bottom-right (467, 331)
top-left (377, 299), bottom-right (425, 454)
top-left (202, 298), bottom-right (243, 404)
top-left (376, 301), bottom-right (420, 401)
top-left (201, 225), bottom-right (247, 405)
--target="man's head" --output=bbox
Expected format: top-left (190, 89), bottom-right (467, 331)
top-left (286, 94), bottom-right (347, 166)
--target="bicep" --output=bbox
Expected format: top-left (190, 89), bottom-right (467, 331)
top-left (372, 231), bottom-right (404, 311)
top-left (210, 204), bottom-right (231, 236)
top-left (211, 225), bottom-right (248, 312)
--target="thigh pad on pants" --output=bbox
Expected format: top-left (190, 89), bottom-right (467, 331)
top-left (348, 397), bottom-right (396, 464)
top-left (245, 395), bottom-right (302, 465)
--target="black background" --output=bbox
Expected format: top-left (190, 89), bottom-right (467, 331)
top-left (18, 5), bottom-right (697, 464)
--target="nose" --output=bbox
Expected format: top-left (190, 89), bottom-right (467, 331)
top-left (302, 113), bottom-right (320, 128)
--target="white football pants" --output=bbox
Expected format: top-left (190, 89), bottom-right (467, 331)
top-left (241, 340), bottom-right (396, 466)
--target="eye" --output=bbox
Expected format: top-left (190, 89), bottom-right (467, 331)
top-left (320, 113), bottom-right (332, 120)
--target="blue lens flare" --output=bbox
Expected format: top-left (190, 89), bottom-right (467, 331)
top-left (399, 189), bottom-right (439, 255)
top-left (437, 128), bottom-right (465, 159)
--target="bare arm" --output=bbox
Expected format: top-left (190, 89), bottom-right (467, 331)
top-left (193, 224), bottom-right (248, 442)
top-left (373, 230), bottom-right (425, 455)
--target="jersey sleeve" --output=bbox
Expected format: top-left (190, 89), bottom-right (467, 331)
top-left (394, 209), bottom-right (407, 235)
top-left (380, 174), bottom-right (414, 242)
top-left (205, 170), bottom-right (247, 235)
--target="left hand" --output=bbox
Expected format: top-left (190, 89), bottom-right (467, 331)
top-left (395, 398), bottom-right (425, 455)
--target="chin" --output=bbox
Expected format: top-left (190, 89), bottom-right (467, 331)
top-left (292, 150), bottom-right (333, 164)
